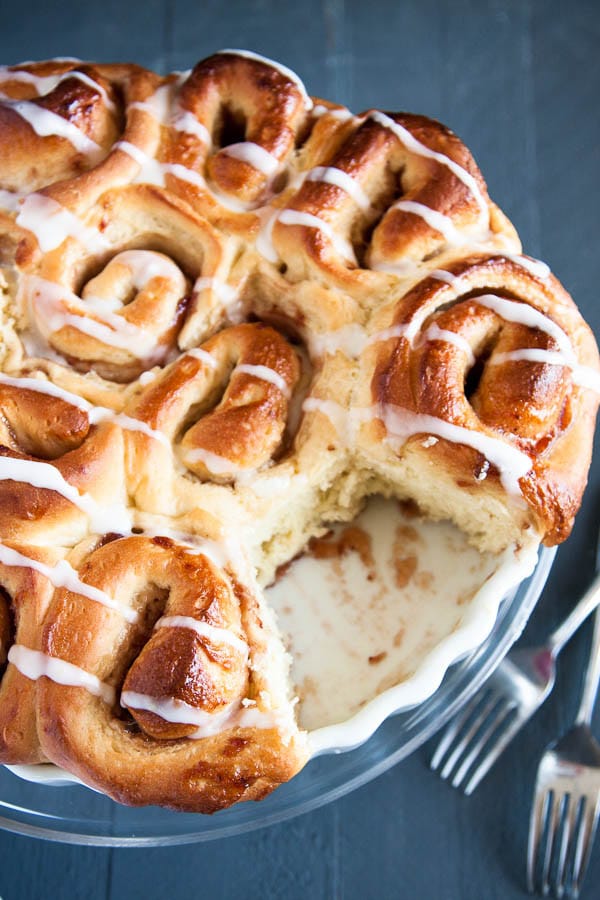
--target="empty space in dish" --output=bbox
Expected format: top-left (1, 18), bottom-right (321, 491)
top-left (268, 495), bottom-right (539, 744)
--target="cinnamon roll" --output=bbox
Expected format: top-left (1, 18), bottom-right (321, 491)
top-left (166, 52), bottom-right (309, 220)
top-left (0, 371), bottom-right (128, 544)
top-left (355, 255), bottom-right (600, 551)
top-left (34, 534), bottom-right (307, 812)
top-left (0, 61), bottom-right (123, 195)
top-left (125, 322), bottom-right (301, 509)
top-left (12, 185), bottom-right (236, 378)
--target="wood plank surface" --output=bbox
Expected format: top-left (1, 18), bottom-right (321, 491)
top-left (0, 1), bottom-right (599, 897)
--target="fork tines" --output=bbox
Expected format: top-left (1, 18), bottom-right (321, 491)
top-left (527, 765), bottom-right (600, 898)
top-left (430, 686), bottom-right (524, 795)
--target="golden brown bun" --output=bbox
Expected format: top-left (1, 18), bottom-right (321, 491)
top-left (356, 255), bottom-right (599, 551)
top-left (37, 535), bottom-right (307, 812)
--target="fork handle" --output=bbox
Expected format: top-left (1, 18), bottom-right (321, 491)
top-left (548, 572), bottom-right (600, 655)
top-left (575, 607), bottom-right (600, 725)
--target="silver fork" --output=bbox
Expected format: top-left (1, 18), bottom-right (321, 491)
top-left (430, 568), bottom-right (600, 795)
top-left (527, 606), bottom-right (600, 897)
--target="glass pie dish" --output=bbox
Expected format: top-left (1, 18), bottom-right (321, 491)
top-left (0, 498), bottom-right (556, 847)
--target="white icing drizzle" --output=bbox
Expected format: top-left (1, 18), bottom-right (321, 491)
top-left (306, 166), bottom-right (370, 210)
top-left (311, 104), bottom-right (355, 122)
top-left (156, 615), bottom-right (248, 655)
top-left (4, 99), bottom-right (103, 159)
top-left (0, 372), bottom-right (168, 443)
top-left (121, 690), bottom-right (236, 732)
top-left (171, 110), bottom-right (212, 146)
top-left (420, 323), bottom-right (476, 366)
top-left (0, 67), bottom-right (58, 91)
top-left (368, 259), bottom-right (420, 276)
top-left (219, 142), bottom-right (280, 177)
top-left (380, 404), bottom-right (532, 495)
top-left (129, 85), bottom-right (172, 124)
top-left (0, 541), bottom-right (138, 623)
top-left (120, 690), bottom-right (279, 738)
top-left (99, 413), bottom-right (171, 447)
top-left (501, 253), bottom-right (550, 280)
top-left (193, 276), bottom-right (238, 306)
top-left (127, 81), bottom-right (213, 146)
top-left (185, 347), bottom-right (218, 369)
top-left (16, 193), bottom-right (109, 253)
top-left (165, 162), bottom-right (253, 212)
top-left (8, 646), bottom-right (115, 705)
top-left (234, 363), bottom-right (291, 398)
top-left (428, 268), bottom-right (464, 288)
top-left (116, 142), bottom-right (255, 212)
top-left (181, 446), bottom-right (242, 476)
top-left (393, 200), bottom-right (467, 245)
top-left (1, 58), bottom-right (82, 69)
top-left (278, 209), bottom-right (357, 263)
top-left (135, 524), bottom-right (246, 576)
top-left (162, 161), bottom-right (206, 190)
top-left (256, 208), bottom-right (281, 262)
top-left (474, 294), bottom-right (576, 361)
top-left (301, 401), bottom-right (376, 445)
top-left (372, 253), bottom-right (549, 285)
top-left (300, 397), bottom-right (532, 496)
top-left (365, 324), bottom-right (410, 347)
top-left (115, 140), bottom-right (166, 185)
top-left (82, 294), bottom-right (122, 315)
top-left (41, 306), bottom-right (154, 354)
top-left (437, 251), bottom-right (545, 286)
top-left (302, 398), bottom-right (354, 445)
top-left (217, 49), bottom-right (313, 110)
top-left (309, 324), bottom-right (368, 358)
top-left (109, 249), bottom-right (184, 290)
top-left (489, 349), bottom-right (600, 394)
top-left (23, 275), bottom-right (164, 358)
top-left (10, 641), bottom-right (276, 739)
top-left (122, 78), bottom-right (299, 199)
top-left (60, 70), bottom-right (116, 113)
top-left (0, 456), bottom-right (132, 533)
top-left (370, 111), bottom-right (489, 226)
top-left (0, 68), bottom-right (116, 113)
top-left (398, 289), bottom-right (573, 353)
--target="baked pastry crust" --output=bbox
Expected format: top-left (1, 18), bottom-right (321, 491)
top-left (0, 50), bottom-right (598, 811)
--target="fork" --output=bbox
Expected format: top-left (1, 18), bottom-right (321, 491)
top-left (526, 606), bottom-right (600, 897)
top-left (430, 567), bottom-right (600, 795)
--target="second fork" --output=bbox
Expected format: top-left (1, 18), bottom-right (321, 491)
top-left (526, 606), bottom-right (600, 897)
top-left (430, 564), bottom-right (600, 795)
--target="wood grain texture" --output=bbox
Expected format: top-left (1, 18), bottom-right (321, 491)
top-left (0, 1), bottom-right (599, 898)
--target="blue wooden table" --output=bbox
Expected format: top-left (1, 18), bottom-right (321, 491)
top-left (0, 2), bottom-right (599, 897)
